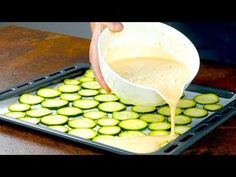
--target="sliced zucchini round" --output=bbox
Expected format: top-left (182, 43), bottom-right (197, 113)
top-left (19, 94), bottom-right (44, 105)
top-left (18, 117), bottom-right (40, 124)
top-left (131, 105), bottom-right (156, 113)
top-left (81, 81), bottom-right (101, 90)
top-left (4, 112), bottom-right (26, 118)
top-left (48, 125), bottom-right (69, 133)
top-left (203, 104), bottom-right (223, 111)
top-left (8, 103), bottom-right (31, 112)
top-left (78, 77), bottom-right (94, 83)
top-left (57, 107), bottom-right (83, 117)
top-left (83, 110), bottom-right (107, 120)
top-left (112, 110), bottom-right (139, 120)
top-left (26, 108), bottom-right (52, 118)
top-left (194, 93), bottom-right (219, 104)
top-left (68, 118), bottom-right (96, 129)
top-left (98, 126), bottom-right (121, 135)
top-left (68, 128), bottom-right (97, 139)
top-left (78, 89), bottom-right (99, 97)
top-left (119, 119), bottom-right (147, 130)
top-left (57, 84), bottom-right (81, 93)
top-left (64, 79), bottom-right (80, 85)
top-left (37, 88), bottom-right (61, 98)
top-left (119, 131), bottom-right (146, 138)
top-left (175, 125), bottom-right (191, 134)
top-left (140, 114), bottom-right (164, 123)
top-left (167, 115), bottom-right (192, 125)
top-left (98, 102), bottom-right (125, 112)
top-left (119, 98), bottom-right (133, 106)
top-left (184, 108), bottom-right (208, 118)
top-left (177, 98), bottom-right (196, 108)
top-left (97, 118), bottom-right (119, 126)
top-left (94, 94), bottom-right (119, 102)
top-left (99, 88), bottom-right (108, 94)
top-left (73, 99), bottom-right (99, 109)
top-left (157, 106), bottom-right (182, 116)
top-left (41, 114), bottom-right (68, 125)
top-left (41, 99), bottom-right (68, 109)
top-left (84, 69), bottom-right (95, 78)
top-left (60, 93), bottom-right (81, 101)
top-left (148, 122), bottom-right (171, 131)
top-left (148, 130), bottom-right (170, 136)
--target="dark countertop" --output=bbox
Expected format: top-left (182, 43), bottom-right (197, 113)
top-left (0, 25), bottom-right (235, 155)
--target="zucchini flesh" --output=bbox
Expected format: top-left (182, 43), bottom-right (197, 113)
top-left (140, 114), bottom-right (164, 123)
top-left (57, 107), bottom-right (83, 117)
top-left (149, 130), bottom-right (170, 136)
top-left (41, 114), bottom-right (68, 125)
top-left (175, 125), bottom-right (191, 134)
top-left (26, 108), bottom-right (52, 118)
top-left (60, 93), bottom-right (81, 101)
top-left (18, 117), bottom-right (40, 124)
top-left (112, 110), bottom-right (139, 120)
top-left (194, 93), bottom-right (219, 104)
top-left (37, 88), bottom-right (61, 98)
top-left (148, 122), bottom-right (171, 131)
top-left (64, 79), bottom-right (80, 85)
top-left (68, 129), bottom-right (97, 139)
top-left (167, 115), bottom-right (192, 125)
top-left (41, 99), bottom-right (68, 109)
top-left (83, 110), bottom-right (107, 119)
top-left (4, 112), bottom-right (26, 118)
top-left (99, 88), bottom-right (108, 94)
top-left (78, 89), bottom-right (99, 97)
top-left (84, 69), bottom-right (95, 78)
top-left (98, 102), bottom-right (125, 112)
top-left (203, 104), bottom-right (223, 111)
top-left (131, 105), bottom-right (156, 113)
top-left (119, 119), bottom-right (147, 130)
top-left (97, 118), bottom-right (119, 126)
top-left (57, 85), bottom-right (81, 93)
top-left (78, 77), bottom-right (94, 82)
top-left (94, 94), bottom-right (119, 102)
top-left (81, 81), bottom-right (101, 90)
top-left (73, 99), bottom-right (99, 109)
top-left (48, 125), bottom-right (69, 133)
top-left (184, 108), bottom-right (208, 118)
top-left (8, 103), bottom-right (31, 112)
top-left (98, 126), bottom-right (121, 135)
top-left (19, 94), bottom-right (44, 105)
top-left (68, 118), bottom-right (96, 129)
top-left (157, 106), bottom-right (182, 116)
top-left (177, 98), bottom-right (196, 108)
top-left (119, 131), bottom-right (146, 137)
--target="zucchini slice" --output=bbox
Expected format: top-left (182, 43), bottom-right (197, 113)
top-left (167, 115), bottom-right (192, 125)
top-left (64, 79), bottom-right (80, 85)
top-left (48, 125), bottom-right (69, 133)
top-left (83, 110), bottom-right (107, 120)
top-left (68, 128), bottom-right (97, 139)
top-left (119, 119), bottom-right (147, 130)
top-left (177, 98), bottom-right (196, 108)
top-left (98, 126), bottom-right (121, 135)
top-left (98, 102), bottom-right (125, 112)
top-left (112, 110), bottom-right (139, 120)
top-left (60, 93), bottom-right (81, 101)
top-left (57, 107), bottom-right (83, 117)
top-left (18, 117), bottom-right (40, 124)
top-left (97, 118), bottom-right (119, 126)
top-left (78, 89), bottom-right (99, 97)
top-left (41, 114), bottom-right (68, 125)
top-left (157, 106), bottom-right (182, 116)
top-left (140, 114), bottom-right (164, 123)
top-left (119, 131), bottom-right (146, 138)
top-left (73, 99), bottom-right (99, 109)
top-left (4, 112), bottom-right (26, 118)
top-left (37, 88), bottom-right (61, 98)
top-left (148, 130), bottom-right (170, 136)
top-left (194, 93), bottom-right (220, 104)
top-left (99, 88), bottom-right (108, 94)
top-left (94, 94), bottom-right (119, 102)
top-left (131, 105), bottom-right (156, 113)
top-left (175, 125), bottom-right (191, 134)
top-left (81, 81), bottom-right (101, 90)
top-left (26, 108), bottom-right (52, 118)
top-left (57, 85), bottom-right (81, 93)
top-left (78, 77), bottom-right (94, 82)
top-left (68, 118), bottom-right (96, 129)
top-left (19, 94), bottom-right (44, 105)
top-left (41, 99), bottom-right (69, 109)
top-left (203, 104), bottom-right (223, 111)
top-left (148, 122), bottom-right (171, 131)
top-left (84, 69), bottom-right (95, 78)
top-left (8, 103), bottom-right (31, 112)
top-left (184, 108), bottom-right (208, 118)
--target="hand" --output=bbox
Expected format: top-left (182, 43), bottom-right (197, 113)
top-left (89, 22), bottom-right (123, 92)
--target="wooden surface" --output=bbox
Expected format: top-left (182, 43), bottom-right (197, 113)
top-left (0, 25), bottom-right (235, 155)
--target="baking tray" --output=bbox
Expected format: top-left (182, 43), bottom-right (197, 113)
top-left (0, 63), bottom-right (235, 155)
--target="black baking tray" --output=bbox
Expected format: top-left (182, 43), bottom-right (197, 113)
top-left (0, 63), bottom-right (235, 155)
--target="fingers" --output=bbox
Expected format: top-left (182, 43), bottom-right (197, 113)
top-left (103, 22), bottom-right (123, 32)
top-left (89, 27), bottom-right (111, 93)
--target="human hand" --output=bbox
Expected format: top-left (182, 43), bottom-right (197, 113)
top-left (89, 22), bottom-right (123, 92)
